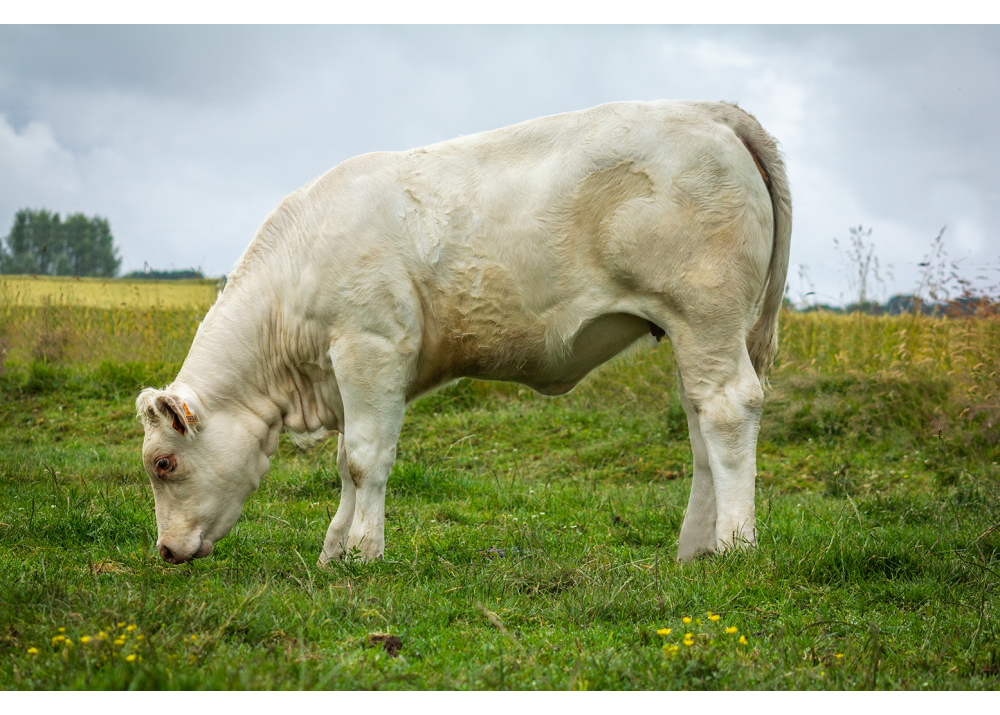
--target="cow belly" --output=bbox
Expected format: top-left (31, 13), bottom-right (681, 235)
top-left (529, 312), bottom-right (652, 395)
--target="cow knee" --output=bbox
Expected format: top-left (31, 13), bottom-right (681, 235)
top-left (345, 442), bottom-right (395, 490)
top-left (692, 379), bottom-right (761, 445)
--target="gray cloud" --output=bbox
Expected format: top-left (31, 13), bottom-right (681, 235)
top-left (1, 25), bottom-right (997, 303)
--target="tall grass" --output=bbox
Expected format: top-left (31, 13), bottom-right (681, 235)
top-left (778, 311), bottom-right (1000, 384)
top-left (4, 276), bottom-right (998, 378)
top-left (773, 311), bottom-right (1000, 461)
top-left (0, 276), bottom-right (215, 366)
top-left (0, 304), bottom-right (206, 365)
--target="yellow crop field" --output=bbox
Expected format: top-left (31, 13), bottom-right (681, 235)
top-left (0, 275), bottom-right (219, 310)
top-left (1, 274), bottom-right (998, 409)
top-left (0, 275), bottom-right (217, 365)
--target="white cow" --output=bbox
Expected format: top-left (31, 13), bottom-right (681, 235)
top-left (137, 100), bottom-right (791, 565)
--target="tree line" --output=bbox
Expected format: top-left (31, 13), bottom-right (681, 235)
top-left (0, 208), bottom-right (121, 277)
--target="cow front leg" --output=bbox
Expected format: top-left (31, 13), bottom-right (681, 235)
top-left (319, 433), bottom-right (356, 564)
top-left (325, 336), bottom-right (407, 563)
top-left (342, 428), bottom-right (399, 562)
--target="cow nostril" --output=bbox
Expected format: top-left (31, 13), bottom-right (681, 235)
top-left (158, 543), bottom-right (175, 563)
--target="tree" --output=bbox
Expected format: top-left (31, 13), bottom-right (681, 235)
top-left (0, 209), bottom-right (121, 277)
top-left (60, 213), bottom-right (120, 277)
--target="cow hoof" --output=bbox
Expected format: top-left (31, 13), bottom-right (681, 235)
top-left (676, 547), bottom-right (717, 562)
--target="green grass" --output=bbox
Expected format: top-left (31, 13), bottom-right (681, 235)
top-left (1, 301), bottom-right (999, 690)
top-left (1, 321), bottom-right (999, 689)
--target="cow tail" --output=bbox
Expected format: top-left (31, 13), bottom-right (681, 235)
top-left (714, 103), bottom-right (793, 388)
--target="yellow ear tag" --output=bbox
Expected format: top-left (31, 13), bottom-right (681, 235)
top-left (182, 402), bottom-right (196, 425)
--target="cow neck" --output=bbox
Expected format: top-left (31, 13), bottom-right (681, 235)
top-left (251, 300), bottom-right (331, 435)
top-left (174, 274), bottom-right (284, 436)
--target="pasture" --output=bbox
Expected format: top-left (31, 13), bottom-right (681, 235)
top-left (1, 277), bottom-right (999, 690)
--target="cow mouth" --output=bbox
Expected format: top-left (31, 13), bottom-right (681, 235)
top-left (158, 533), bottom-right (213, 564)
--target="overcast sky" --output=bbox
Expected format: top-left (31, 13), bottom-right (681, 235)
top-left (1, 25), bottom-right (998, 305)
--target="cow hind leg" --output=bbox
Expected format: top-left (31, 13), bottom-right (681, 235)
top-left (676, 372), bottom-right (718, 560)
top-left (671, 330), bottom-right (763, 560)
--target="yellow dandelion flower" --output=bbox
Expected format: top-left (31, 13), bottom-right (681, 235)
top-left (695, 618), bottom-right (702, 625)
top-left (136, 635), bottom-right (145, 641)
top-left (682, 617), bottom-right (692, 624)
top-left (656, 628), bottom-right (671, 635)
top-left (836, 653), bottom-right (844, 659)
top-left (97, 631), bottom-right (108, 640)
top-left (27, 647), bottom-right (39, 655)
top-left (683, 639), bottom-right (694, 646)
top-left (739, 635), bottom-right (748, 645)
top-left (126, 654), bottom-right (136, 662)
top-left (117, 622), bottom-right (126, 628)
top-left (64, 639), bottom-right (73, 646)
top-left (51, 635), bottom-right (65, 645)
top-left (190, 635), bottom-right (197, 641)
top-left (80, 636), bottom-right (91, 644)
top-left (58, 627), bottom-right (66, 633)
top-left (725, 627), bottom-right (738, 634)
top-left (685, 633), bottom-right (693, 639)
top-left (126, 625), bottom-right (137, 632)
top-left (709, 614), bottom-right (720, 622)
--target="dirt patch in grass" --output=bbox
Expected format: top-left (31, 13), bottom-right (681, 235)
top-left (366, 633), bottom-right (403, 657)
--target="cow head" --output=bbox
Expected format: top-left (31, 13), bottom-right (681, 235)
top-left (136, 384), bottom-right (271, 564)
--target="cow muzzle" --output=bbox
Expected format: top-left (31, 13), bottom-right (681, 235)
top-left (157, 534), bottom-right (214, 564)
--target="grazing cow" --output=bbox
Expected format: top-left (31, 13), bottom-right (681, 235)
top-left (137, 100), bottom-right (791, 565)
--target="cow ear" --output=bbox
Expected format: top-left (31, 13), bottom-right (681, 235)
top-left (156, 394), bottom-right (197, 436)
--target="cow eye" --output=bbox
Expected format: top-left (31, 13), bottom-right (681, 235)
top-left (154, 455), bottom-right (177, 477)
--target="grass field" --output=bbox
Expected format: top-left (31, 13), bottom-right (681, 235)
top-left (1, 278), bottom-right (999, 690)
